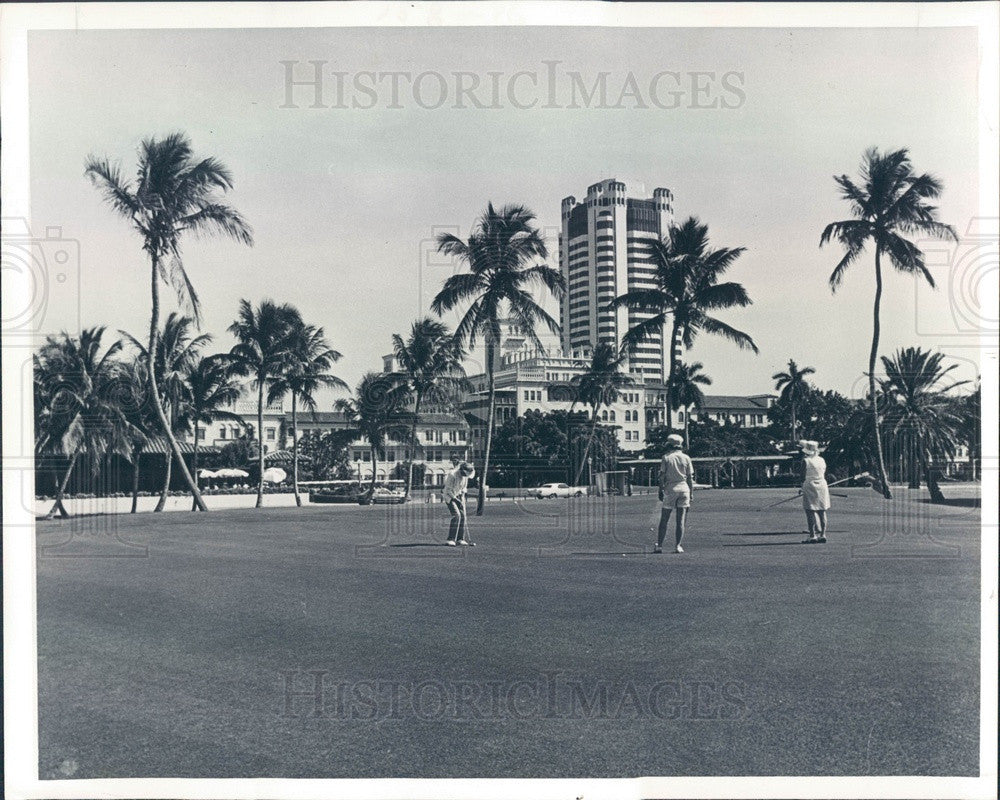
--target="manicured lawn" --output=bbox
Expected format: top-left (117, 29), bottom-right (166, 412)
top-left (36, 486), bottom-right (980, 778)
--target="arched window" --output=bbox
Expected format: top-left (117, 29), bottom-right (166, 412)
top-left (610, 411), bottom-right (616, 422)
top-left (601, 410), bottom-right (609, 422)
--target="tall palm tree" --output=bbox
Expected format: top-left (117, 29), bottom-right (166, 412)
top-left (33, 327), bottom-right (135, 518)
top-left (122, 313), bottom-right (211, 512)
top-left (432, 202), bottom-right (564, 515)
top-left (334, 373), bottom-right (413, 500)
top-left (880, 347), bottom-right (967, 502)
top-left (268, 320), bottom-right (347, 506)
top-left (569, 343), bottom-right (633, 485)
top-left (85, 133), bottom-right (253, 511)
top-left (772, 358), bottom-right (816, 445)
top-left (671, 361), bottom-right (712, 449)
top-left (820, 147), bottom-right (957, 499)
top-left (180, 354), bottom-right (245, 510)
top-left (390, 317), bottom-right (469, 499)
top-left (613, 217), bottom-right (757, 431)
top-left (227, 299), bottom-right (301, 507)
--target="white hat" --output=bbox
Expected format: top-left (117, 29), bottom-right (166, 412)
top-left (666, 433), bottom-right (684, 449)
top-left (799, 440), bottom-right (820, 456)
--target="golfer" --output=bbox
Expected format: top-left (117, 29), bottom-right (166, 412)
top-left (799, 440), bottom-right (831, 543)
top-left (655, 433), bottom-right (694, 554)
top-left (443, 461), bottom-right (476, 546)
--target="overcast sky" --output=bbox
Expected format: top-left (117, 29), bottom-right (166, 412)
top-left (28, 25), bottom-right (981, 405)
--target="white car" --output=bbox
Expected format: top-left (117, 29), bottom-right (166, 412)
top-left (536, 482), bottom-right (588, 499)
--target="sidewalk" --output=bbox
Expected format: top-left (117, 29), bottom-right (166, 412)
top-left (34, 492), bottom-right (321, 517)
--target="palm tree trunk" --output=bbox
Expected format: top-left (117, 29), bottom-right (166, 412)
top-left (790, 390), bottom-right (797, 444)
top-left (925, 458), bottom-right (945, 503)
top-left (191, 425), bottom-right (201, 511)
top-left (476, 342), bottom-right (497, 516)
top-left (154, 448), bottom-right (171, 512)
top-left (684, 405), bottom-right (691, 450)
top-left (869, 249), bottom-right (892, 499)
top-left (292, 392), bottom-right (302, 507)
top-left (256, 376), bottom-right (265, 508)
top-left (46, 448), bottom-right (80, 519)
top-left (130, 452), bottom-right (140, 513)
top-left (148, 255), bottom-right (209, 511)
top-left (908, 438), bottom-right (921, 489)
top-left (404, 393), bottom-right (422, 500)
top-left (665, 320), bottom-right (682, 432)
top-left (573, 406), bottom-right (600, 486)
top-left (368, 447), bottom-right (378, 499)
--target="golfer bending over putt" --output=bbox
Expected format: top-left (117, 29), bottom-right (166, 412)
top-left (655, 434), bottom-right (694, 554)
top-left (443, 461), bottom-right (476, 546)
top-left (798, 440), bottom-right (831, 543)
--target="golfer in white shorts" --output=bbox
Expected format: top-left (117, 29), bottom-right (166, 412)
top-left (655, 433), bottom-right (694, 554)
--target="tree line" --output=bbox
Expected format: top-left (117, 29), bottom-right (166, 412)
top-left (33, 133), bottom-right (973, 517)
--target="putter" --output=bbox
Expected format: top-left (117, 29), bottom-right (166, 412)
top-left (757, 472), bottom-right (871, 511)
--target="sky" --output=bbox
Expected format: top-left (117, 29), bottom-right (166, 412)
top-left (26, 25), bottom-right (983, 406)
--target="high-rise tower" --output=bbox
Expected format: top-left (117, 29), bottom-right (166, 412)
top-left (558, 179), bottom-right (674, 380)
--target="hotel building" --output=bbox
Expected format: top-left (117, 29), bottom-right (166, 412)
top-left (559, 179), bottom-right (674, 382)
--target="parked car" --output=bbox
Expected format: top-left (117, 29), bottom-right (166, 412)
top-left (536, 482), bottom-right (588, 499)
top-left (370, 485), bottom-right (406, 505)
top-left (308, 481), bottom-right (363, 504)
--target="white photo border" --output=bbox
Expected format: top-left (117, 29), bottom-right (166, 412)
top-left (2, 3), bottom-right (997, 799)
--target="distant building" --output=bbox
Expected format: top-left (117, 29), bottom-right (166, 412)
top-left (290, 409), bottom-right (471, 486)
top-left (195, 397), bottom-right (286, 453)
top-left (193, 392), bottom-right (470, 486)
top-left (462, 343), bottom-right (651, 459)
top-left (559, 178), bottom-right (674, 383)
top-left (688, 395), bottom-right (776, 428)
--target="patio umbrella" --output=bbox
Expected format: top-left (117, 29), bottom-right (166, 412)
top-left (262, 467), bottom-right (287, 484)
top-left (215, 468), bottom-right (250, 479)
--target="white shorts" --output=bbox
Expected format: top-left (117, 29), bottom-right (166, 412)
top-left (662, 484), bottom-right (691, 509)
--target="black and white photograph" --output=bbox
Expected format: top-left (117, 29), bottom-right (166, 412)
top-left (2, 2), bottom-right (997, 798)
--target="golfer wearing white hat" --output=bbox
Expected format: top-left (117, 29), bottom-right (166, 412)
top-left (798, 440), bottom-right (831, 543)
top-left (443, 461), bottom-right (476, 546)
top-left (655, 433), bottom-right (694, 554)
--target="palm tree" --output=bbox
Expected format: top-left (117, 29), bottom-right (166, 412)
top-left (85, 133), bottom-right (253, 511)
top-left (772, 359), bottom-right (816, 445)
top-left (879, 347), bottom-right (967, 502)
top-left (432, 202), bottom-right (564, 515)
top-left (390, 317), bottom-right (469, 499)
top-left (227, 299), bottom-right (301, 507)
top-left (820, 147), bottom-right (957, 499)
top-left (334, 373), bottom-right (413, 500)
top-left (179, 354), bottom-right (245, 509)
top-left (613, 217), bottom-right (757, 431)
top-left (33, 327), bottom-right (135, 518)
top-left (569, 343), bottom-right (633, 485)
top-left (122, 313), bottom-right (210, 512)
top-left (825, 399), bottom-right (880, 483)
top-left (671, 361), bottom-right (712, 449)
top-left (115, 356), bottom-right (156, 513)
top-left (956, 380), bottom-right (980, 481)
top-left (267, 320), bottom-right (347, 506)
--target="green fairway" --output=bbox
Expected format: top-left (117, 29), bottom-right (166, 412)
top-left (36, 486), bottom-right (980, 778)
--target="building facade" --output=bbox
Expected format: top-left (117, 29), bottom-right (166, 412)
top-left (559, 178), bottom-right (674, 382)
top-left (462, 349), bottom-right (651, 460)
top-left (688, 395), bottom-right (776, 427)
